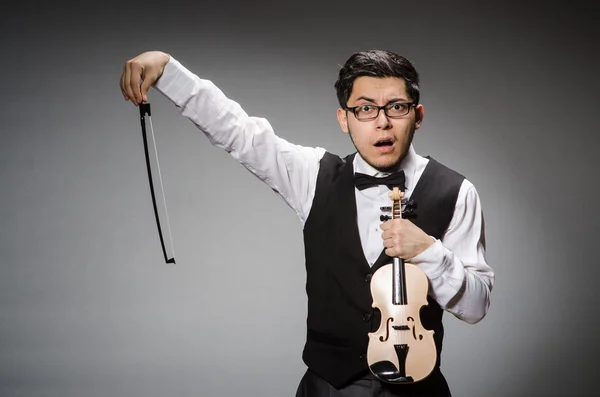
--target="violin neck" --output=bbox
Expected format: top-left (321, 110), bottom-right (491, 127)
top-left (390, 186), bottom-right (407, 305)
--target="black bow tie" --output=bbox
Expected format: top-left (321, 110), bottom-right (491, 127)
top-left (354, 171), bottom-right (405, 191)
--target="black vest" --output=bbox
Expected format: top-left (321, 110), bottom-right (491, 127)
top-left (301, 152), bottom-right (465, 389)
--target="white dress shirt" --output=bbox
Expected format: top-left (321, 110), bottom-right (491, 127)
top-left (154, 56), bottom-right (495, 325)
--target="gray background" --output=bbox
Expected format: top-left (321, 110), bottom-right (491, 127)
top-left (1, 1), bottom-right (598, 396)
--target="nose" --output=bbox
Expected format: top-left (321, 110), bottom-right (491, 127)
top-left (375, 108), bottom-right (392, 129)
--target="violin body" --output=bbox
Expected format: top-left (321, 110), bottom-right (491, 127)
top-left (367, 262), bottom-right (436, 383)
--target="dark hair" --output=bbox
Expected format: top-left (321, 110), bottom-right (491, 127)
top-left (334, 50), bottom-right (420, 108)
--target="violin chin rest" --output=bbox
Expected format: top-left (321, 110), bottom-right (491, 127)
top-left (369, 361), bottom-right (414, 383)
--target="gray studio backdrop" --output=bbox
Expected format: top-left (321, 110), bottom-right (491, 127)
top-left (1, 2), bottom-right (598, 397)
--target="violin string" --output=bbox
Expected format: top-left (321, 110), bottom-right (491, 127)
top-left (396, 193), bottom-right (403, 365)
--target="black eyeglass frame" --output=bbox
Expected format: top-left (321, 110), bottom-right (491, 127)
top-left (344, 101), bottom-right (416, 121)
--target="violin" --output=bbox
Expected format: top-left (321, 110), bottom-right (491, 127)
top-left (367, 187), bottom-right (436, 383)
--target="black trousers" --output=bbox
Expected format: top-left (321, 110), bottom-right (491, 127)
top-left (295, 369), bottom-right (451, 397)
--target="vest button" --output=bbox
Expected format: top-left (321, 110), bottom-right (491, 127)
top-left (365, 273), bottom-right (372, 282)
top-left (359, 354), bottom-right (366, 361)
top-left (363, 312), bottom-right (372, 321)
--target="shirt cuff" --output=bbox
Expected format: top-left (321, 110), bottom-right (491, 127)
top-left (154, 57), bottom-right (198, 108)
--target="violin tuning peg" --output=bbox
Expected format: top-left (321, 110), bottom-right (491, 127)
top-left (380, 215), bottom-right (391, 222)
top-left (380, 206), bottom-right (391, 212)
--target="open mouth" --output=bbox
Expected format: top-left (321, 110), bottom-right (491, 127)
top-left (374, 138), bottom-right (394, 147)
top-left (373, 138), bottom-right (395, 154)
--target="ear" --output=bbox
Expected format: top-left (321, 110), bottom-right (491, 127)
top-left (337, 108), bottom-right (349, 134)
top-left (414, 104), bottom-right (424, 130)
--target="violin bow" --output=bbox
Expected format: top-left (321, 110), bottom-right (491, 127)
top-left (139, 102), bottom-right (176, 264)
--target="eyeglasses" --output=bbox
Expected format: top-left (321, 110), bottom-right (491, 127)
top-left (345, 101), bottom-right (416, 121)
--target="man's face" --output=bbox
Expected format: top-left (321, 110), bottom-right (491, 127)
top-left (337, 76), bottom-right (424, 172)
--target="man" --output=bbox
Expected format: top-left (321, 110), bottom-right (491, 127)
top-left (120, 49), bottom-right (494, 396)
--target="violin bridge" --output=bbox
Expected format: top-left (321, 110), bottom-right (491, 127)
top-left (392, 325), bottom-right (410, 331)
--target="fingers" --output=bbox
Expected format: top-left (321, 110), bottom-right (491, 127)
top-left (383, 237), bottom-right (403, 258)
top-left (379, 218), bottom-right (402, 232)
top-left (382, 227), bottom-right (402, 258)
top-left (119, 58), bottom-right (142, 105)
top-left (119, 73), bottom-right (125, 100)
top-left (381, 219), bottom-right (401, 248)
top-left (140, 74), bottom-right (155, 103)
top-left (122, 61), bottom-right (133, 104)
top-left (129, 61), bottom-right (143, 105)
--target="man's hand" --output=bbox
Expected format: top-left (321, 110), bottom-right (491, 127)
top-left (380, 218), bottom-right (435, 260)
top-left (119, 51), bottom-right (170, 105)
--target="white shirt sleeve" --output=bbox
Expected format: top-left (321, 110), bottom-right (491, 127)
top-left (407, 180), bottom-right (495, 324)
top-left (153, 56), bottom-right (325, 224)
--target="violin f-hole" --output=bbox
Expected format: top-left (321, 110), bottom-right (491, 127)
top-left (407, 316), bottom-right (423, 341)
top-left (380, 317), bottom-right (394, 342)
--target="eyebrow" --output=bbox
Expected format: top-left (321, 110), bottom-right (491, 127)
top-left (353, 96), bottom-right (410, 105)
